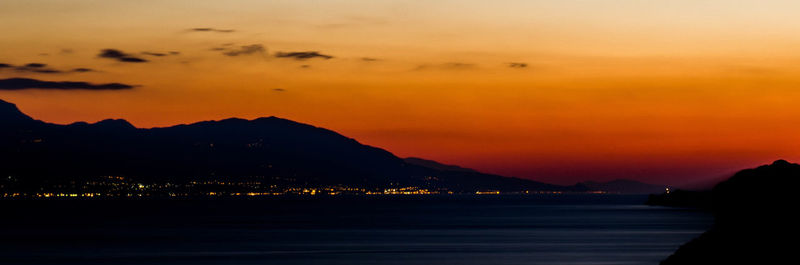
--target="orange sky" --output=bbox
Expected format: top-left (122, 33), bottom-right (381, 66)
top-left (2, 0), bottom-right (800, 185)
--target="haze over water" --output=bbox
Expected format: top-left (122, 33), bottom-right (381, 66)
top-left (0, 195), bottom-right (711, 265)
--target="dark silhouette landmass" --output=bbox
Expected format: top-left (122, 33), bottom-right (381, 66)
top-left (672, 174), bottom-right (733, 191)
top-left (648, 160), bottom-right (799, 264)
top-left (403, 157), bottom-right (479, 173)
top-left (580, 179), bottom-right (667, 194)
top-left (646, 189), bottom-right (713, 209)
top-left (0, 99), bottom-right (586, 196)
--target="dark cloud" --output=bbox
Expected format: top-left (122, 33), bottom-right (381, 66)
top-left (142, 52), bottom-right (167, 57)
top-left (361, 57), bottom-right (380, 62)
top-left (13, 63), bottom-right (62, 74)
top-left (0, 63), bottom-right (95, 74)
top-left (210, 43), bottom-right (234, 52)
top-left (274, 51), bottom-right (334, 60)
top-left (272, 88), bottom-right (286, 92)
top-left (190, 28), bottom-right (235, 33)
top-left (0, 78), bottom-right (134, 90)
top-left (141, 51), bottom-right (180, 57)
top-left (221, 44), bottom-right (267, 56)
top-left (98, 49), bottom-right (148, 63)
top-left (508, 62), bottom-right (528, 68)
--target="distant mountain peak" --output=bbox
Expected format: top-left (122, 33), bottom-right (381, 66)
top-left (771, 159), bottom-right (790, 166)
top-left (186, 116), bottom-right (295, 127)
top-left (253, 116), bottom-right (282, 122)
top-left (0, 98), bottom-right (34, 124)
top-left (217, 117), bottom-right (250, 123)
top-left (93, 119), bottom-right (136, 130)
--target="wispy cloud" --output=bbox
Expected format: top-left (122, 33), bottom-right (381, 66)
top-left (443, 62), bottom-right (474, 68)
top-left (142, 52), bottom-right (167, 57)
top-left (221, 44), bottom-right (267, 57)
top-left (17, 63), bottom-right (64, 73)
top-left (508, 62), bottom-right (528, 68)
top-left (72, 68), bottom-right (94, 73)
top-left (0, 63), bottom-right (95, 74)
top-left (24, 63), bottom-right (46, 68)
top-left (415, 62), bottom-right (476, 71)
top-left (274, 51), bottom-right (333, 60)
top-left (190, 28), bottom-right (235, 33)
top-left (141, 51), bottom-right (181, 57)
top-left (0, 78), bottom-right (134, 90)
top-left (98, 49), bottom-right (148, 63)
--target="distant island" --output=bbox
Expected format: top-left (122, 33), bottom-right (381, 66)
top-left (579, 179), bottom-right (667, 195)
top-left (648, 159), bottom-right (799, 264)
top-left (1, 99), bottom-right (602, 198)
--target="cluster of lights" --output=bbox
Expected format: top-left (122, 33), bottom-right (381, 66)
top-left (2, 175), bottom-right (590, 199)
top-left (377, 187), bottom-right (435, 195)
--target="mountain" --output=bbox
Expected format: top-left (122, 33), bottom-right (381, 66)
top-left (580, 179), bottom-right (667, 194)
top-left (404, 157), bottom-right (478, 173)
top-left (0, 98), bottom-right (583, 193)
top-left (651, 160), bottom-right (799, 264)
top-left (0, 99), bottom-right (35, 125)
top-left (671, 173), bottom-right (733, 191)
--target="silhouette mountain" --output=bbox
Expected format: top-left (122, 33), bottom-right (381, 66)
top-left (579, 179), bottom-right (667, 194)
top-left (653, 160), bottom-right (799, 264)
top-left (403, 157), bottom-right (479, 173)
top-left (0, 100), bottom-right (35, 125)
top-left (0, 99), bottom-right (582, 193)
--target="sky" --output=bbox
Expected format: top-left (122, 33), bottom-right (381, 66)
top-left (2, 0), bottom-right (800, 185)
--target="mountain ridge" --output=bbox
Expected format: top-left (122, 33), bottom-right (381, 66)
top-left (403, 157), bottom-right (479, 173)
top-left (0, 98), bottom-right (585, 194)
top-left (649, 159), bottom-right (799, 264)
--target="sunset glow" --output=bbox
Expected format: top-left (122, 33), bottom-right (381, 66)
top-left (3, 0), bottom-right (800, 184)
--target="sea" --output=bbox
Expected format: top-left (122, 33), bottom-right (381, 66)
top-left (0, 195), bottom-right (712, 265)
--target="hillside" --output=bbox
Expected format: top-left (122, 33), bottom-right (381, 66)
top-left (654, 160), bottom-right (799, 264)
top-left (0, 99), bottom-right (582, 194)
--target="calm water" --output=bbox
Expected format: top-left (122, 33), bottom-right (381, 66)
top-left (0, 195), bottom-right (711, 265)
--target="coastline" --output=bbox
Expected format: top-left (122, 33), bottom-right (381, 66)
top-left (647, 160), bottom-right (798, 264)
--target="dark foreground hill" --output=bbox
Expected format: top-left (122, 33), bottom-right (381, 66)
top-left (0, 99), bottom-right (582, 194)
top-left (649, 160), bottom-right (799, 264)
